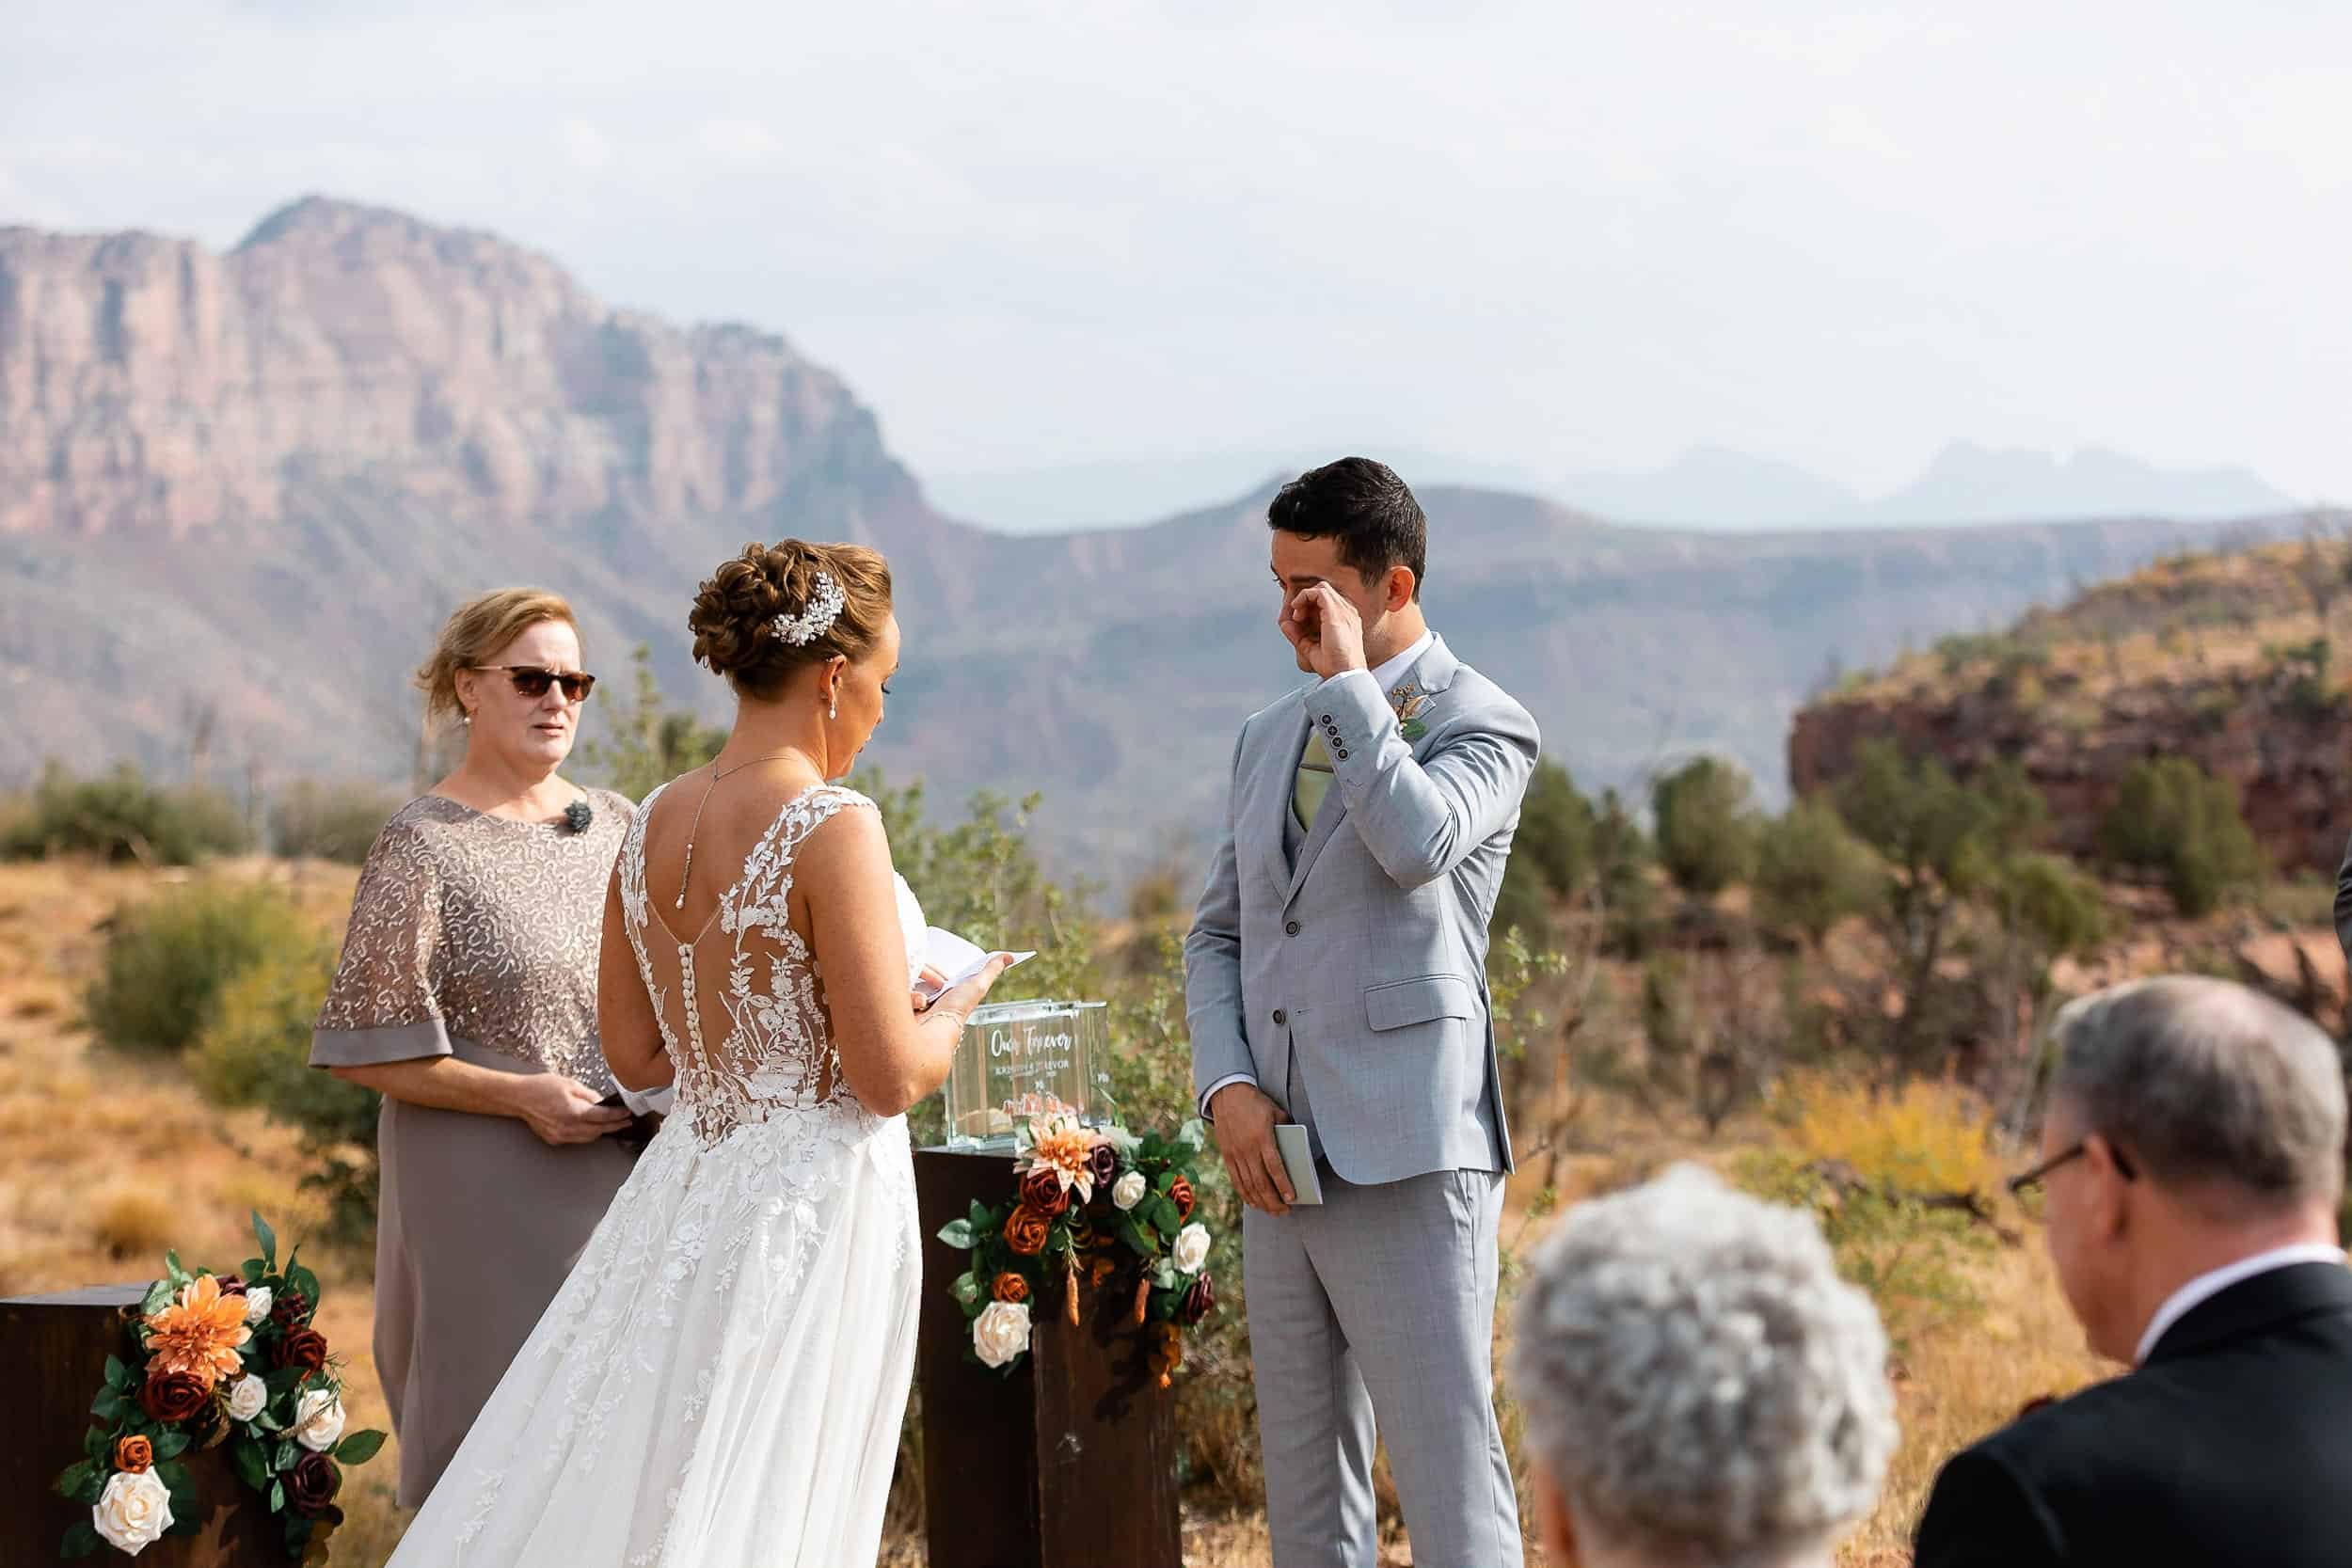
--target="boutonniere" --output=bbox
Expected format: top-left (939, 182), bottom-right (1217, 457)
top-left (1389, 682), bottom-right (1433, 742)
top-left (563, 798), bottom-right (595, 835)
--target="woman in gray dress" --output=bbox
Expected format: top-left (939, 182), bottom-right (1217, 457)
top-left (311, 587), bottom-right (640, 1510)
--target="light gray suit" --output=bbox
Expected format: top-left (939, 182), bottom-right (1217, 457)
top-left (1185, 633), bottom-right (1536, 1567)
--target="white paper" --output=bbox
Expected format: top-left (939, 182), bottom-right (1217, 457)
top-left (617, 1082), bottom-right (675, 1118)
top-left (915, 927), bottom-right (1035, 1005)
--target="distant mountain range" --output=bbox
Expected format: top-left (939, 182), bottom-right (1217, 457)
top-left (938, 440), bottom-right (2299, 537)
top-left (0, 198), bottom-right (2307, 883)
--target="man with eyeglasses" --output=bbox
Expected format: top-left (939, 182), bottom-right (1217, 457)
top-left (1915, 974), bottom-right (2352, 1567)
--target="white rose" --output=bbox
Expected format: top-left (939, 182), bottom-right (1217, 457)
top-left (1173, 1222), bottom-right (1212, 1275)
top-left (1111, 1171), bottom-right (1148, 1212)
top-left (225, 1374), bottom-right (268, 1423)
top-left (242, 1285), bottom-right (273, 1324)
top-left (92, 1469), bottom-right (174, 1555)
top-left (971, 1301), bottom-right (1032, 1369)
top-left (292, 1387), bottom-right (347, 1453)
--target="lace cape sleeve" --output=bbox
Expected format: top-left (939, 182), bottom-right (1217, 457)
top-left (310, 809), bottom-right (453, 1068)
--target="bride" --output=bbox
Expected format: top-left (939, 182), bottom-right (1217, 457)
top-left (385, 541), bottom-right (1011, 1566)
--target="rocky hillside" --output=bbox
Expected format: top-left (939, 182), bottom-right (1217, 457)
top-left (1790, 539), bottom-right (2352, 882)
top-left (0, 198), bottom-right (2311, 880)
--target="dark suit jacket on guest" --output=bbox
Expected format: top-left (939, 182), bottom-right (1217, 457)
top-left (2334, 830), bottom-right (2352, 970)
top-left (1913, 1261), bottom-right (2352, 1566)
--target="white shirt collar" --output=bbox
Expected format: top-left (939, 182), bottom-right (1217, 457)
top-left (2133, 1242), bottom-right (2348, 1364)
top-left (1363, 629), bottom-right (1436, 694)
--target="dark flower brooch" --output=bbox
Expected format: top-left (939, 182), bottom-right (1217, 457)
top-left (563, 799), bottom-right (595, 835)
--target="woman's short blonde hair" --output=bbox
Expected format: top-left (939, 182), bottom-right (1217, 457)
top-left (416, 588), bottom-right (580, 726)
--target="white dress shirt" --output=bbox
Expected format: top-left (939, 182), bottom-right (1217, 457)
top-left (1199, 630), bottom-right (1439, 1119)
top-left (2132, 1242), bottom-right (2349, 1364)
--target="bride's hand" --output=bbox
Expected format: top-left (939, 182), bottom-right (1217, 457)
top-left (931, 954), bottom-right (1016, 1027)
top-left (911, 965), bottom-right (950, 1012)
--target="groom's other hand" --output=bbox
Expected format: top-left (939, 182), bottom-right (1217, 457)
top-left (1280, 582), bottom-right (1369, 681)
top-left (1210, 1081), bottom-right (1297, 1215)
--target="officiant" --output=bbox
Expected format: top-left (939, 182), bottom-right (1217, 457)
top-left (310, 590), bottom-right (644, 1509)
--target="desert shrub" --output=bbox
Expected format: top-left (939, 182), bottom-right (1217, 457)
top-left (1650, 755), bottom-right (1758, 896)
top-left (1591, 787), bottom-right (1661, 955)
top-left (2, 761), bottom-right (249, 864)
top-left (192, 943), bottom-right (381, 1244)
top-left (89, 1185), bottom-right (181, 1260)
top-left (271, 779), bottom-right (403, 863)
top-left (2100, 756), bottom-right (2264, 915)
top-left (84, 881), bottom-right (314, 1054)
top-left (1753, 798), bottom-right (1881, 946)
top-left (576, 643), bottom-right (726, 802)
top-left (1738, 1073), bottom-right (2001, 1354)
top-left (1515, 761), bottom-right (1596, 897)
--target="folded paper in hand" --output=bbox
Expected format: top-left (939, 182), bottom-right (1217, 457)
top-left (915, 927), bottom-right (1035, 1005)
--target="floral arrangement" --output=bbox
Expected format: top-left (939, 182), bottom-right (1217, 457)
top-left (937, 1115), bottom-right (1218, 1383)
top-left (52, 1212), bottom-right (386, 1560)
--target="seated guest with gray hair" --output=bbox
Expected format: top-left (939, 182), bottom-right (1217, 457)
top-left (1507, 1164), bottom-right (1899, 1568)
top-left (1915, 974), bottom-right (2352, 1567)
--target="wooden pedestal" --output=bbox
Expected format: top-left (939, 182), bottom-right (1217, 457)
top-left (0, 1286), bottom-right (336, 1566)
top-left (914, 1148), bottom-right (1183, 1568)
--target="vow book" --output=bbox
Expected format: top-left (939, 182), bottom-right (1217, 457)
top-left (914, 927), bottom-right (1036, 1006)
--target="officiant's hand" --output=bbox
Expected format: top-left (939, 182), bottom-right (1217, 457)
top-left (1280, 583), bottom-right (1368, 681)
top-left (510, 1074), bottom-right (634, 1146)
top-left (1210, 1082), bottom-right (1296, 1215)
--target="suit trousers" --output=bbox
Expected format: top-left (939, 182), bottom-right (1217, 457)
top-left (1242, 1162), bottom-right (1523, 1567)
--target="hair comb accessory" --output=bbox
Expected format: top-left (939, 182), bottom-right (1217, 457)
top-left (771, 570), bottom-right (847, 646)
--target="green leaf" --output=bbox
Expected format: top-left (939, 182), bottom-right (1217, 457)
top-left (270, 1478), bottom-right (286, 1513)
top-left (286, 1515), bottom-right (315, 1550)
top-left (275, 1438), bottom-right (298, 1473)
top-left (1147, 1196), bottom-right (1182, 1235)
top-left (154, 1431), bottom-right (189, 1460)
top-left (287, 1262), bottom-right (321, 1304)
top-left (1176, 1117), bottom-right (1206, 1151)
top-left (936, 1218), bottom-right (976, 1250)
top-left (242, 1258), bottom-right (268, 1285)
top-left (54, 1459), bottom-right (95, 1499)
top-left (141, 1278), bottom-right (172, 1317)
top-left (83, 1426), bottom-right (112, 1464)
top-left (233, 1439), bottom-right (271, 1491)
top-left (336, 1429), bottom-right (389, 1465)
top-left (951, 1271), bottom-right (981, 1307)
top-left (968, 1198), bottom-right (992, 1232)
top-left (59, 1521), bottom-right (101, 1559)
top-left (91, 1387), bottom-right (124, 1421)
top-left (252, 1211), bottom-right (278, 1269)
top-left (103, 1354), bottom-right (131, 1391)
top-left (1116, 1214), bottom-right (1156, 1256)
top-left (154, 1459), bottom-right (188, 1490)
top-left (165, 1249), bottom-right (186, 1284)
top-left (1153, 1170), bottom-right (1178, 1195)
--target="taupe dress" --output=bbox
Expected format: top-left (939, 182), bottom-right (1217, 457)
top-left (310, 790), bottom-right (638, 1509)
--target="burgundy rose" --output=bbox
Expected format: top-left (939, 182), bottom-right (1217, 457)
top-left (1179, 1272), bottom-right (1217, 1326)
top-left (140, 1370), bottom-right (210, 1423)
top-left (271, 1291), bottom-right (312, 1328)
top-left (286, 1451), bottom-right (342, 1517)
top-left (275, 1327), bottom-right (330, 1374)
top-left (214, 1274), bottom-right (246, 1297)
top-left (1017, 1166), bottom-right (1071, 1217)
top-left (1168, 1175), bottom-right (1196, 1222)
top-left (1086, 1143), bottom-right (1119, 1187)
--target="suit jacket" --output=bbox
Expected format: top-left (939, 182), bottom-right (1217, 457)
top-left (1913, 1260), bottom-right (2352, 1567)
top-left (1184, 634), bottom-right (1539, 1184)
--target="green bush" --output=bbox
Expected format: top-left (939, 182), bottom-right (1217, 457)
top-left (192, 943), bottom-right (381, 1243)
top-left (270, 779), bottom-right (403, 863)
top-left (1754, 798), bottom-right (1881, 947)
top-left (84, 882), bottom-right (313, 1053)
top-left (1515, 761), bottom-right (1595, 897)
top-left (2100, 757), bottom-right (2264, 916)
top-left (3, 761), bottom-right (249, 864)
top-left (1650, 755), bottom-right (1758, 896)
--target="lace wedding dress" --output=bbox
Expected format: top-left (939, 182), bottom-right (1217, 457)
top-left (386, 784), bottom-right (925, 1567)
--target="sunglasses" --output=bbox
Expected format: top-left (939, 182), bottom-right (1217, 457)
top-left (474, 665), bottom-right (597, 703)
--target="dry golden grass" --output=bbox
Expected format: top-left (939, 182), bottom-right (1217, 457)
top-left (0, 857), bottom-right (2110, 1567)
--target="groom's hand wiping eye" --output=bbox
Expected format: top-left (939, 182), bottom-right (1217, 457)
top-left (1284, 584), bottom-right (1368, 681)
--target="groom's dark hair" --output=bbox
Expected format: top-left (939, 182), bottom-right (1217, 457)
top-left (1268, 457), bottom-right (1427, 598)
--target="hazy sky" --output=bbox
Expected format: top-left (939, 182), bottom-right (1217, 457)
top-left (8, 1), bottom-right (2349, 501)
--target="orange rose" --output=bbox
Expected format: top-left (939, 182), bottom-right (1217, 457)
top-left (1017, 1166), bottom-right (1071, 1217)
top-left (1003, 1203), bottom-right (1053, 1257)
top-left (991, 1272), bottom-right (1029, 1305)
top-left (1168, 1175), bottom-right (1196, 1222)
top-left (113, 1435), bottom-right (153, 1474)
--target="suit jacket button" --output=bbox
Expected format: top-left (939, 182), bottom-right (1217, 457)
top-left (1321, 715), bottom-right (1333, 723)
top-left (1272, 1008), bottom-right (1287, 1026)
top-left (1285, 920), bottom-right (1301, 936)
top-left (1337, 749), bottom-right (1349, 759)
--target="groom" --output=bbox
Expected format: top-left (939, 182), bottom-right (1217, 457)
top-left (1186, 457), bottom-right (1538, 1566)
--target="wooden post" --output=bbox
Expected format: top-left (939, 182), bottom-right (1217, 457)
top-left (0, 1286), bottom-right (337, 1566)
top-left (914, 1148), bottom-right (1183, 1568)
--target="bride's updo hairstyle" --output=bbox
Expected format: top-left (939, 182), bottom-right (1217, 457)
top-left (689, 540), bottom-right (895, 701)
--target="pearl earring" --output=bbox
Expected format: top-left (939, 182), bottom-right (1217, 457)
top-left (829, 698), bottom-right (839, 721)
top-left (461, 711), bottom-right (473, 726)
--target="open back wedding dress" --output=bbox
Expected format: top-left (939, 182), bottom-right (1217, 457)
top-left (386, 784), bottom-right (924, 1567)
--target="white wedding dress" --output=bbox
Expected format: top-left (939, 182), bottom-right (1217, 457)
top-left (386, 784), bottom-right (925, 1567)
